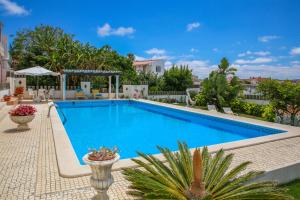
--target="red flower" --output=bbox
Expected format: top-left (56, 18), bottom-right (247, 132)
top-left (14, 87), bottom-right (24, 96)
top-left (9, 105), bottom-right (37, 116)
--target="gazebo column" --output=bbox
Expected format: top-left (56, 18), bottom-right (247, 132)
top-left (108, 76), bottom-right (112, 99)
top-left (115, 75), bottom-right (119, 99)
top-left (61, 74), bottom-right (66, 100)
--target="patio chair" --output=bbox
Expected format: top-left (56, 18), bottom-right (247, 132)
top-left (45, 89), bottom-right (55, 102)
top-left (38, 89), bottom-right (46, 100)
top-left (28, 88), bottom-right (36, 100)
top-left (48, 89), bottom-right (55, 99)
top-left (74, 89), bottom-right (87, 99)
top-left (92, 89), bottom-right (103, 99)
top-left (223, 107), bottom-right (236, 115)
top-left (207, 104), bottom-right (218, 112)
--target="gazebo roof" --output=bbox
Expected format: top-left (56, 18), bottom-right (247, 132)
top-left (62, 69), bottom-right (121, 76)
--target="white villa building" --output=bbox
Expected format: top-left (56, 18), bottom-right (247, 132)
top-left (133, 59), bottom-right (165, 76)
top-left (0, 22), bottom-right (10, 84)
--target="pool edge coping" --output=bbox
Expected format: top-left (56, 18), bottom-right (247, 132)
top-left (50, 99), bottom-right (300, 178)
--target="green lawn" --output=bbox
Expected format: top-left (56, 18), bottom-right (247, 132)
top-left (283, 180), bottom-right (300, 199)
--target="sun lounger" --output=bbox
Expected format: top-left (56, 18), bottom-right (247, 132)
top-left (207, 104), bottom-right (217, 112)
top-left (223, 107), bottom-right (235, 115)
top-left (75, 90), bottom-right (87, 99)
top-left (92, 89), bottom-right (103, 99)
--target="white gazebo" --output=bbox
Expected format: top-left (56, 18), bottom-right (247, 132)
top-left (61, 69), bottom-right (121, 100)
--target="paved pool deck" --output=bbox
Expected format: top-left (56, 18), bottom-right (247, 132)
top-left (1, 103), bottom-right (300, 199)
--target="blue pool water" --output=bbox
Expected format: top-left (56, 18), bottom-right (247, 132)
top-left (56, 100), bottom-right (285, 164)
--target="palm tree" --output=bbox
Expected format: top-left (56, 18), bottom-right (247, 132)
top-left (123, 142), bottom-right (292, 200)
top-left (217, 57), bottom-right (237, 76)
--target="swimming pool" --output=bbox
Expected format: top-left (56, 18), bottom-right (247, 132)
top-left (55, 100), bottom-right (285, 164)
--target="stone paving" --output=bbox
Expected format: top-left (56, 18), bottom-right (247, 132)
top-left (0, 103), bottom-right (300, 199)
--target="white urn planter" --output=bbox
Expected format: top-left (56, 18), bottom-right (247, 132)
top-left (83, 153), bottom-right (120, 200)
top-left (10, 115), bottom-right (35, 130)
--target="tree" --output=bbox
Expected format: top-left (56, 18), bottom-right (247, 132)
top-left (217, 57), bottom-right (237, 76)
top-left (197, 58), bottom-right (243, 110)
top-left (257, 79), bottom-right (300, 126)
top-left (123, 142), bottom-right (292, 200)
top-left (10, 25), bottom-right (136, 86)
top-left (136, 71), bottom-right (164, 91)
top-left (163, 65), bottom-right (193, 91)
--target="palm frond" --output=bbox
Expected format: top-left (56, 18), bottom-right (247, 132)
top-left (122, 142), bottom-right (293, 200)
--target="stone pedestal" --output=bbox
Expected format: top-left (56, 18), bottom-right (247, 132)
top-left (83, 154), bottom-right (120, 200)
top-left (10, 115), bottom-right (35, 130)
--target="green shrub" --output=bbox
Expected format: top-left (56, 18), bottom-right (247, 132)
top-left (230, 99), bottom-right (266, 117)
top-left (262, 105), bottom-right (276, 122)
top-left (195, 93), bottom-right (207, 106)
top-left (189, 91), bottom-right (198, 100)
top-left (230, 99), bottom-right (244, 113)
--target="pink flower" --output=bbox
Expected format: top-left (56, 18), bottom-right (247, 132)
top-left (9, 105), bottom-right (37, 116)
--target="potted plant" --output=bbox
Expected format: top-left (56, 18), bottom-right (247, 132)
top-left (14, 86), bottom-right (24, 100)
top-left (9, 105), bottom-right (37, 130)
top-left (83, 147), bottom-right (119, 200)
top-left (3, 95), bottom-right (11, 102)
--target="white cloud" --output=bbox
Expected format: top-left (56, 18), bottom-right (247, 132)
top-left (258, 35), bottom-right (280, 42)
top-left (290, 47), bottom-right (300, 56)
top-left (238, 51), bottom-right (271, 57)
top-left (174, 59), bottom-right (216, 78)
top-left (235, 57), bottom-right (274, 64)
top-left (212, 48), bottom-right (219, 52)
top-left (234, 64), bottom-right (300, 79)
top-left (0, 0), bottom-right (29, 15)
top-left (145, 48), bottom-right (166, 55)
top-left (164, 61), bottom-right (173, 69)
top-left (176, 60), bottom-right (208, 68)
top-left (97, 23), bottom-right (135, 37)
top-left (190, 48), bottom-right (199, 53)
top-left (186, 22), bottom-right (200, 31)
top-left (134, 55), bottom-right (146, 61)
top-left (291, 61), bottom-right (300, 65)
top-left (151, 55), bottom-right (172, 60)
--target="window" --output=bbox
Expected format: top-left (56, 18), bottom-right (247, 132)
top-left (156, 66), bottom-right (161, 72)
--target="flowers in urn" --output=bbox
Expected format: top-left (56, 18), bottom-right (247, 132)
top-left (83, 146), bottom-right (120, 200)
top-left (87, 146), bottom-right (119, 161)
top-left (14, 87), bottom-right (24, 100)
top-left (3, 95), bottom-right (11, 102)
top-left (9, 105), bottom-right (37, 116)
top-left (9, 105), bottom-right (37, 130)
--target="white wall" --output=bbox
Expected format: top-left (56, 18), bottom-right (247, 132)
top-left (149, 60), bottom-right (165, 76)
top-left (80, 82), bottom-right (91, 95)
top-left (123, 85), bottom-right (148, 98)
top-left (243, 99), bottom-right (270, 105)
top-left (148, 95), bottom-right (186, 103)
top-left (23, 90), bottom-right (123, 100)
top-left (14, 77), bottom-right (26, 89)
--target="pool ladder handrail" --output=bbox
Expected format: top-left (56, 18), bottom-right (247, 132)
top-left (47, 102), bottom-right (67, 124)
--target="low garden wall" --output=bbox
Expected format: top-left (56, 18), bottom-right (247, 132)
top-left (147, 95), bottom-right (186, 103)
top-left (23, 90), bottom-right (123, 99)
top-left (244, 99), bottom-right (270, 105)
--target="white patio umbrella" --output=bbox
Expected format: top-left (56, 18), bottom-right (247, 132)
top-left (14, 66), bottom-right (59, 76)
top-left (14, 66), bottom-right (59, 96)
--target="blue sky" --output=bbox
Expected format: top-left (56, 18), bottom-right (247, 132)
top-left (1, 0), bottom-right (300, 79)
